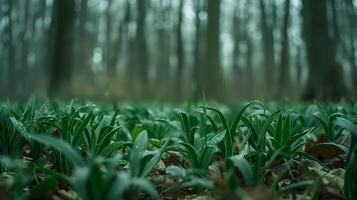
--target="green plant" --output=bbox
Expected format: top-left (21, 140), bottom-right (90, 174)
top-left (29, 133), bottom-right (160, 200)
top-left (201, 101), bottom-right (265, 160)
top-left (267, 114), bottom-right (313, 162)
top-left (0, 107), bottom-right (29, 161)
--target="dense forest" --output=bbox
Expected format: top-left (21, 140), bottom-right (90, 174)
top-left (1, 1), bottom-right (357, 200)
top-left (0, 0), bottom-right (356, 101)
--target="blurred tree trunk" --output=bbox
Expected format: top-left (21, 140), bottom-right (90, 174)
top-left (175, 0), bottom-right (185, 99)
top-left (48, 0), bottom-right (76, 96)
top-left (0, 3), bottom-right (3, 98)
top-left (242, 1), bottom-right (254, 99)
top-left (259, 0), bottom-right (275, 99)
top-left (296, 46), bottom-right (303, 87)
top-left (78, 0), bottom-right (89, 55)
top-left (205, 0), bottom-right (224, 100)
top-left (302, 0), bottom-right (345, 100)
top-left (330, 0), bottom-right (339, 46)
top-left (131, 0), bottom-right (149, 98)
top-left (78, 0), bottom-right (88, 35)
top-left (29, 0), bottom-right (48, 94)
top-left (21, 0), bottom-right (30, 70)
top-left (76, 0), bottom-right (91, 72)
top-left (193, 0), bottom-right (204, 98)
top-left (74, 0), bottom-right (97, 90)
top-left (156, 0), bottom-right (171, 99)
top-left (3, 0), bottom-right (15, 98)
top-left (125, 1), bottom-right (136, 96)
top-left (108, 5), bottom-right (126, 77)
top-left (232, 1), bottom-right (242, 100)
top-left (20, 0), bottom-right (31, 97)
top-left (40, 0), bottom-right (50, 73)
top-left (345, 0), bottom-right (357, 96)
top-left (104, 0), bottom-right (114, 75)
top-left (277, 0), bottom-right (291, 98)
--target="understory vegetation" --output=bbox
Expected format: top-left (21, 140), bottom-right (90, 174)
top-left (0, 97), bottom-right (356, 199)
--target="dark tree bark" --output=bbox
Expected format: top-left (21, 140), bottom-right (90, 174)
top-left (231, 1), bottom-right (243, 99)
top-left (124, 1), bottom-right (137, 96)
top-left (302, 0), bottom-right (346, 100)
top-left (108, 5), bottom-right (126, 77)
top-left (345, 0), bottom-right (357, 96)
top-left (126, 0), bottom-right (149, 98)
top-left (155, 0), bottom-right (171, 99)
top-left (296, 46), bottom-right (303, 87)
top-left (3, 0), bottom-right (15, 98)
top-left (259, 0), bottom-right (275, 99)
top-left (104, 0), bottom-right (114, 74)
top-left (175, 0), bottom-right (185, 99)
top-left (31, 0), bottom-right (49, 88)
top-left (0, 3), bottom-right (3, 98)
top-left (277, 0), bottom-right (291, 98)
top-left (76, 0), bottom-right (91, 72)
top-left (205, 0), bottom-right (224, 100)
top-left (19, 0), bottom-right (31, 97)
top-left (193, 0), bottom-right (204, 98)
top-left (242, 0), bottom-right (254, 99)
top-left (75, 0), bottom-right (96, 85)
top-left (78, 0), bottom-right (88, 35)
top-left (330, 0), bottom-right (340, 45)
top-left (48, 0), bottom-right (76, 96)
top-left (136, 0), bottom-right (149, 95)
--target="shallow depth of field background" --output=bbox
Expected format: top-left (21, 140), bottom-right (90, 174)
top-left (0, 0), bottom-right (356, 101)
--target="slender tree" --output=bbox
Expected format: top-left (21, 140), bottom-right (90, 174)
top-left (104, 0), bottom-right (114, 74)
top-left (205, 0), bottom-right (224, 100)
top-left (155, 0), bottom-right (171, 99)
top-left (76, 0), bottom-right (91, 72)
top-left (345, 0), bottom-right (357, 95)
top-left (296, 46), bottom-right (303, 87)
top-left (259, 0), bottom-right (275, 99)
top-left (108, 1), bottom-right (127, 76)
top-left (193, 0), bottom-right (204, 98)
top-left (302, 0), bottom-right (345, 99)
top-left (242, 0), bottom-right (254, 99)
top-left (3, 0), bottom-right (15, 98)
top-left (127, 0), bottom-right (149, 98)
top-left (176, 0), bottom-right (185, 99)
top-left (277, 0), bottom-right (291, 98)
top-left (48, 0), bottom-right (76, 96)
top-left (19, 0), bottom-right (31, 97)
top-left (136, 0), bottom-right (149, 95)
top-left (231, 1), bottom-right (243, 99)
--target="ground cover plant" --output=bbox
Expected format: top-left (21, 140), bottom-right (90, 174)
top-left (0, 98), bottom-right (356, 200)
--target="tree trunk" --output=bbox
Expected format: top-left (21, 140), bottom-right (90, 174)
top-left (259, 0), bottom-right (275, 99)
top-left (232, 1), bottom-right (242, 100)
top-left (176, 0), bottom-right (185, 99)
top-left (302, 0), bottom-right (345, 100)
top-left (155, 0), bottom-right (172, 99)
top-left (104, 0), bottom-right (114, 74)
top-left (277, 0), bottom-right (291, 98)
top-left (345, 0), bottom-right (357, 96)
top-left (242, 0), bottom-right (254, 99)
top-left (76, 0), bottom-right (90, 71)
top-left (48, 0), bottom-right (76, 97)
top-left (193, 0), bottom-right (204, 98)
top-left (19, 0), bottom-right (31, 97)
top-left (133, 0), bottom-right (149, 98)
top-left (296, 46), bottom-right (303, 87)
top-left (108, 15), bottom-right (125, 77)
top-left (206, 0), bottom-right (224, 100)
top-left (3, 0), bottom-right (15, 99)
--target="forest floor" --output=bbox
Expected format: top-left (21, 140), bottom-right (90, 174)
top-left (0, 99), bottom-right (356, 199)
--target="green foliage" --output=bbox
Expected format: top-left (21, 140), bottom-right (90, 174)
top-left (0, 99), bottom-right (356, 199)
